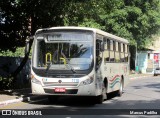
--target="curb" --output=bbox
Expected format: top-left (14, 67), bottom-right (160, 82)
top-left (0, 95), bottom-right (46, 107)
top-left (0, 98), bottom-right (23, 107)
top-left (0, 88), bottom-right (31, 94)
top-left (129, 75), bottom-right (153, 80)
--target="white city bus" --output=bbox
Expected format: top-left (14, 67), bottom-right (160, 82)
top-left (30, 26), bottom-right (130, 104)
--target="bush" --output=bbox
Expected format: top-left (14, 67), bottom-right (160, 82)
top-left (0, 76), bottom-right (30, 90)
top-left (0, 76), bottom-right (14, 90)
top-left (0, 47), bottom-right (25, 57)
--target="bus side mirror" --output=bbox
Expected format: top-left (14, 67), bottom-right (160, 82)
top-left (25, 39), bottom-right (30, 55)
top-left (25, 36), bottom-right (34, 56)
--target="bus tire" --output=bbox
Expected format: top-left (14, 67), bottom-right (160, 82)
top-left (117, 79), bottom-right (123, 97)
top-left (48, 96), bottom-right (58, 103)
top-left (96, 95), bottom-right (103, 104)
top-left (96, 83), bottom-right (107, 104)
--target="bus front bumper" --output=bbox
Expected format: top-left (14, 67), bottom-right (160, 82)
top-left (31, 82), bottom-right (97, 96)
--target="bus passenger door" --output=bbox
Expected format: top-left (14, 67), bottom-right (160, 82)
top-left (96, 39), bottom-right (103, 93)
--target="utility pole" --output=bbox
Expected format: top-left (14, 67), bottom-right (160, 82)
top-left (135, 42), bottom-right (138, 73)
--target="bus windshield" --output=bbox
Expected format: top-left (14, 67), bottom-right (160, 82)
top-left (33, 31), bottom-right (94, 71)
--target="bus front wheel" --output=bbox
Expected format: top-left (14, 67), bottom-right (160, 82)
top-left (95, 95), bottom-right (103, 104)
top-left (96, 84), bottom-right (107, 104)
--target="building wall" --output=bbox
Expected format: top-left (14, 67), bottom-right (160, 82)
top-left (137, 53), bottom-right (148, 73)
top-left (136, 52), bottom-right (160, 74)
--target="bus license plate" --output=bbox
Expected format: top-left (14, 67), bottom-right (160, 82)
top-left (54, 88), bottom-right (66, 93)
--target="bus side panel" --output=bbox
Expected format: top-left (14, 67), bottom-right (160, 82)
top-left (103, 63), bottom-right (129, 93)
top-left (104, 63), bottom-right (121, 93)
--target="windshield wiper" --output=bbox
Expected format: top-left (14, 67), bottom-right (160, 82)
top-left (61, 51), bottom-right (76, 73)
top-left (46, 62), bottom-right (52, 73)
top-left (66, 64), bottom-right (76, 73)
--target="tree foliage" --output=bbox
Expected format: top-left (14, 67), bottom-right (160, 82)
top-left (0, 0), bottom-right (29, 51)
top-left (63, 0), bottom-right (160, 49)
top-left (0, 0), bottom-right (65, 51)
top-left (0, 0), bottom-right (160, 51)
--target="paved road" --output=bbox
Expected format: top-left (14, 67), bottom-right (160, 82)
top-left (1, 76), bottom-right (160, 117)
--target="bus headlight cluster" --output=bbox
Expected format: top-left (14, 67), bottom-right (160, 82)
top-left (31, 75), bottom-right (41, 85)
top-left (80, 76), bottom-right (94, 86)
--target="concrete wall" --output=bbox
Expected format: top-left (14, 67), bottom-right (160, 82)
top-left (0, 56), bottom-right (30, 86)
top-left (136, 52), bottom-right (155, 74)
top-left (137, 53), bottom-right (148, 73)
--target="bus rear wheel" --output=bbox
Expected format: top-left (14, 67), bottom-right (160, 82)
top-left (117, 79), bottom-right (123, 97)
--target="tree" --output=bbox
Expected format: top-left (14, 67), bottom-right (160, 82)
top-left (1, 0), bottom-right (160, 51)
top-left (63, 0), bottom-right (160, 49)
top-left (0, 0), bottom-right (67, 88)
top-left (0, 0), bottom-right (66, 51)
top-left (105, 0), bottom-right (160, 49)
top-left (0, 0), bottom-right (30, 51)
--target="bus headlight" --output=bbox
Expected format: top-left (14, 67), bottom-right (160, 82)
top-left (31, 75), bottom-right (41, 85)
top-left (80, 76), bottom-right (94, 86)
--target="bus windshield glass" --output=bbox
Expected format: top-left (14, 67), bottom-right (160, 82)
top-left (33, 31), bottom-right (94, 71)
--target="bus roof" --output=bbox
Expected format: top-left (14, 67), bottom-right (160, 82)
top-left (36, 26), bottom-right (129, 44)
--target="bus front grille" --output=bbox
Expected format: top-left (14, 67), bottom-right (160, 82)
top-left (43, 82), bottom-right (79, 87)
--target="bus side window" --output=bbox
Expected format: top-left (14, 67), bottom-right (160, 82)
top-left (118, 42), bottom-right (121, 62)
top-left (120, 43), bottom-right (125, 62)
top-left (96, 39), bottom-right (102, 68)
top-left (110, 40), bottom-right (115, 62)
top-left (104, 38), bottom-right (110, 62)
top-left (115, 42), bottom-right (120, 62)
top-left (96, 41), bottom-right (100, 56)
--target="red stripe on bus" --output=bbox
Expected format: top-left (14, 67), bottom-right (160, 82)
top-left (109, 75), bottom-right (120, 82)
